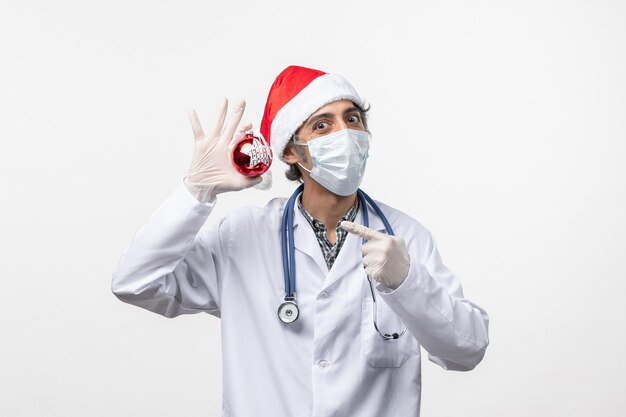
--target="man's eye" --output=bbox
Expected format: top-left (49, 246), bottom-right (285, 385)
top-left (347, 114), bottom-right (362, 124)
top-left (315, 122), bottom-right (329, 130)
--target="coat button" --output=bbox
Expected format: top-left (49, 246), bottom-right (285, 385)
top-left (318, 360), bottom-right (329, 368)
top-left (319, 291), bottom-right (330, 300)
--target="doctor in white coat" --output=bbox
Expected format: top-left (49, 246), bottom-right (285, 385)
top-left (112, 65), bottom-right (490, 417)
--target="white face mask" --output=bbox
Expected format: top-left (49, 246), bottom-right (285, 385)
top-left (295, 129), bottom-right (370, 196)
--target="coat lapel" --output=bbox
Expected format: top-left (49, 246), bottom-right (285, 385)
top-left (293, 205), bottom-right (328, 278)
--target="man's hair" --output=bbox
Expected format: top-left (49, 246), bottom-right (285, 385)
top-left (284, 104), bottom-right (370, 182)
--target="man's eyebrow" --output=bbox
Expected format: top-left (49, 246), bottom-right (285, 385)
top-left (304, 107), bottom-right (362, 128)
top-left (343, 106), bottom-right (361, 115)
top-left (304, 112), bottom-right (334, 128)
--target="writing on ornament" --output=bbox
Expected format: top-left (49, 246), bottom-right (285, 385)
top-left (248, 138), bottom-right (272, 167)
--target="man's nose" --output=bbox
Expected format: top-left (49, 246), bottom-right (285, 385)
top-left (332, 117), bottom-right (349, 132)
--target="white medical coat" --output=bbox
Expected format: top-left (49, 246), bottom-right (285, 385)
top-left (111, 181), bottom-right (489, 417)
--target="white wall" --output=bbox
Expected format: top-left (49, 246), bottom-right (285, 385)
top-left (1, 0), bottom-right (624, 415)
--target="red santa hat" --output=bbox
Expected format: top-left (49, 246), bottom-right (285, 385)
top-left (260, 65), bottom-right (366, 162)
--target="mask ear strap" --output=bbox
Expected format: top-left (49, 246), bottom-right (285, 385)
top-left (291, 134), bottom-right (309, 146)
top-left (297, 162), bottom-right (312, 173)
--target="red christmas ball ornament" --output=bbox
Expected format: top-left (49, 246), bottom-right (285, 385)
top-left (230, 132), bottom-right (273, 176)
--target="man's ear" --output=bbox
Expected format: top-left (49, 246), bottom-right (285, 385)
top-left (283, 143), bottom-right (299, 164)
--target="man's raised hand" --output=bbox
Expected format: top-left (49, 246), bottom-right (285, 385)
top-left (185, 98), bottom-right (262, 203)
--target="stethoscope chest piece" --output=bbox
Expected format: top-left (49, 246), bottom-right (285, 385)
top-left (278, 299), bottom-right (299, 324)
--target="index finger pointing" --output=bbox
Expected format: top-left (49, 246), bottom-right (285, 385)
top-left (340, 221), bottom-right (382, 241)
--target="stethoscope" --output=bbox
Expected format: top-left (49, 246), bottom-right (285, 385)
top-left (278, 185), bottom-right (407, 340)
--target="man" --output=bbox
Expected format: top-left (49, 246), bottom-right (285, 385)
top-left (112, 65), bottom-right (489, 417)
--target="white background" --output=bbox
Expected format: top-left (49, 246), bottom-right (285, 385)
top-left (1, 0), bottom-right (625, 416)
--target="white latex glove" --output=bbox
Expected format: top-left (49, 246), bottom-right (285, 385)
top-left (341, 220), bottom-right (410, 290)
top-left (185, 98), bottom-right (262, 203)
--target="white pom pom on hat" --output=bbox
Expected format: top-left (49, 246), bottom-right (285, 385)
top-left (260, 65), bottom-right (366, 163)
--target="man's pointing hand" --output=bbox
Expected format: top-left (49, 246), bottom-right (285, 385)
top-left (341, 221), bottom-right (410, 290)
